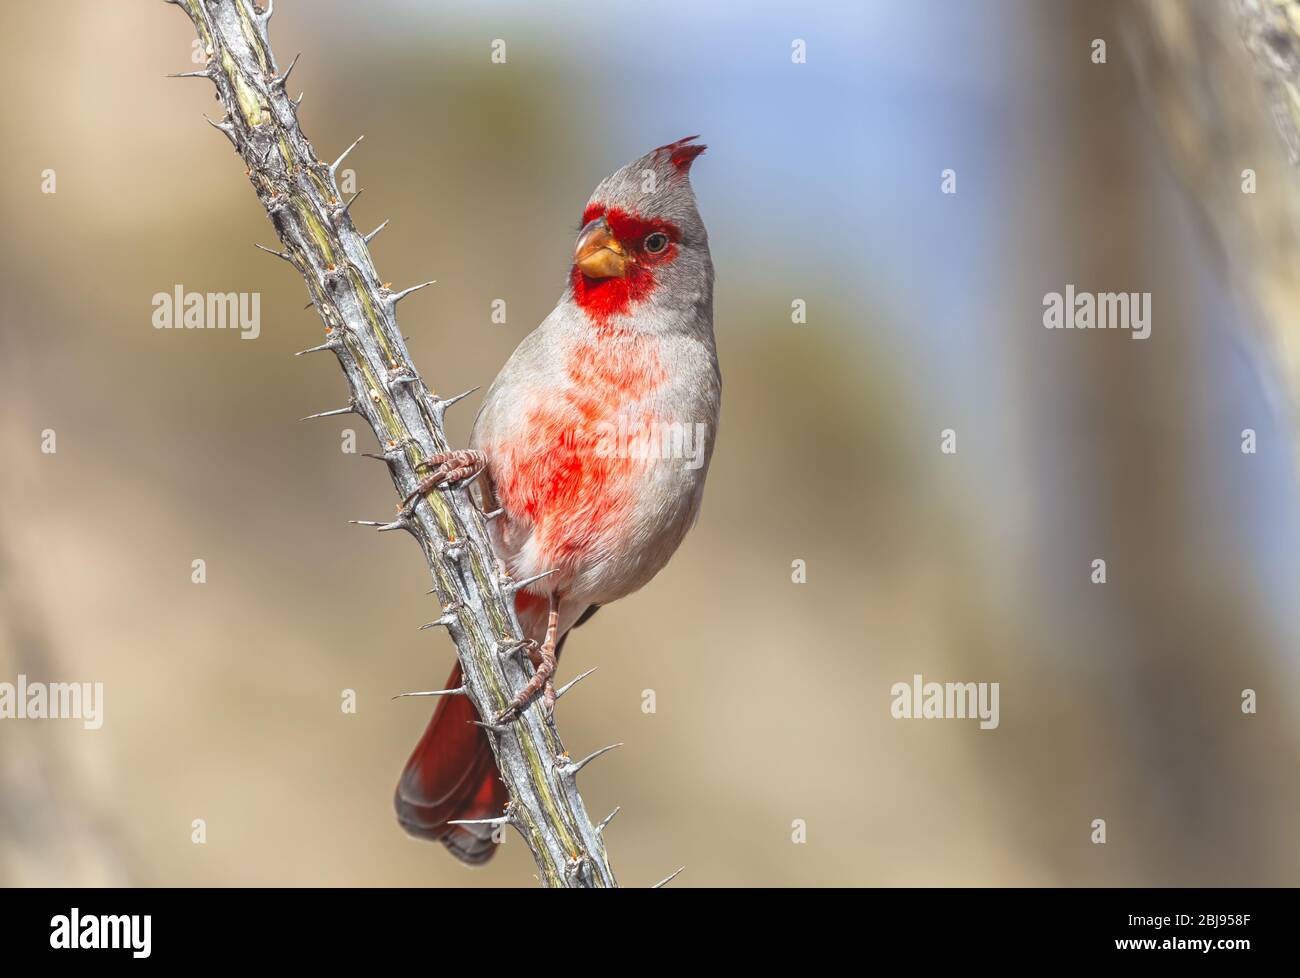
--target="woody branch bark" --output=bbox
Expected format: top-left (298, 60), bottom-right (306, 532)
top-left (166, 0), bottom-right (618, 887)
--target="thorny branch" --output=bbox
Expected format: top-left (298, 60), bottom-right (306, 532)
top-left (165, 0), bottom-right (625, 887)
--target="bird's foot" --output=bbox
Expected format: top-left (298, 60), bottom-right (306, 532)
top-left (496, 636), bottom-right (558, 724)
top-left (399, 449), bottom-right (486, 513)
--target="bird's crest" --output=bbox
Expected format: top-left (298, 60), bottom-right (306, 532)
top-left (657, 135), bottom-right (706, 174)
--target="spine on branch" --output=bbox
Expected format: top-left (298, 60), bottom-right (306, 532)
top-left (167, 0), bottom-right (616, 887)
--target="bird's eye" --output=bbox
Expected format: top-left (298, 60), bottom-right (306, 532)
top-left (644, 232), bottom-right (669, 254)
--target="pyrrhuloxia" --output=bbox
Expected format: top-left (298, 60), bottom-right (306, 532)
top-left (394, 136), bottom-right (719, 864)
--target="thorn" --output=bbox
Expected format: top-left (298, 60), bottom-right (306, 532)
top-left (469, 719), bottom-right (510, 735)
top-left (431, 386), bottom-right (479, 414)
top-left (299, 404), bottom-right (354, 421)
top-left (559, 743), bottom-right (622, 777)
top-left (387, 280), bottom-right (435, 305)
top-left (293, 91), bottom-right (304, 106)
top-left (203, 114), bottom-right (237, 144)
top-left (360, 452), bottom-right (392, 463)
top-left (348, 518), bottom-right (407, 532)
top-left (596, 806), bottom-right (620, 836)
top-left (446, 813), bottom-right (511, 828)
top-left (482, 507), bottom-right (506, 522)
top-left (363, 219), bottom-right (389, 243)
top-left (329, 135), bottom-right (364, 180)
top-left (167, 69), bottom-right (211, 79)
top-left (257, 0), bottom-right (273, 26)
top-left (254, 242), bottom-right (293, 262)
top-left (338, 188), bottom-right (364, 216)
top-left (554, 667), bottom-right (597, 701)
top-left (371, 442), bottom-right (408, 464)
top-left (272, 51), bottom-right (300, 89)
top-left (418, 610), bottom-right (459, 630)
top-left (651, 867), bottom-right (685, 889)
top-left (392, 686), bottom-right (465, 700)
top-left (294, 339), bottom-right (338, 357)
top-left (504, 569), bottom-right (557, 594)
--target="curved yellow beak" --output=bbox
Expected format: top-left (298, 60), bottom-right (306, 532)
top-left (574, 217), bottom-right (627, 279)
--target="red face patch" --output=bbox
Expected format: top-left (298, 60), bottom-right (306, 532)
top-left (571, 205), bottom-right (681, 327)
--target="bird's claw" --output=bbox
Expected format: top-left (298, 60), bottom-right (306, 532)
top-left (397, 449), bottom-right (486, 513)
top-left (494, 680), bottom-right (556, 725)
top-left (494, 704), bottom-right (521, 725)
top-left (496, 624), bottom-right (558, 725)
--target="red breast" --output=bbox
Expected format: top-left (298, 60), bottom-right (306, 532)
top-left (491, 330), bottom-right (667, 576)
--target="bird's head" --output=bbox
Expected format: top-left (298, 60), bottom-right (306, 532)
top-left (568, 136), bottom-right (711, 329)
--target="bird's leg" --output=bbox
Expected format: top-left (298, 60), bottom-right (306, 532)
top-left (497, 594), bottom-right (560, 723)
top-left (399, 449), bottom-right (486, 513)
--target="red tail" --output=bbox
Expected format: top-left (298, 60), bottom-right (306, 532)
top-left (393, 661), bottom-right (508, 865)
top-left (395, 597), bottom-right (596, 864)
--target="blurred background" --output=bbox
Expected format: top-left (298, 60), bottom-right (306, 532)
top-left (2, 0), bottom-right (1300, 887)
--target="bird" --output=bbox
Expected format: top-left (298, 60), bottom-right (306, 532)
top-left (393, 136), bottom-right (720, 864)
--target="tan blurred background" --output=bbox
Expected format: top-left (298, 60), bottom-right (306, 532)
top-left (2, 0), bottom-right (1300, 887)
